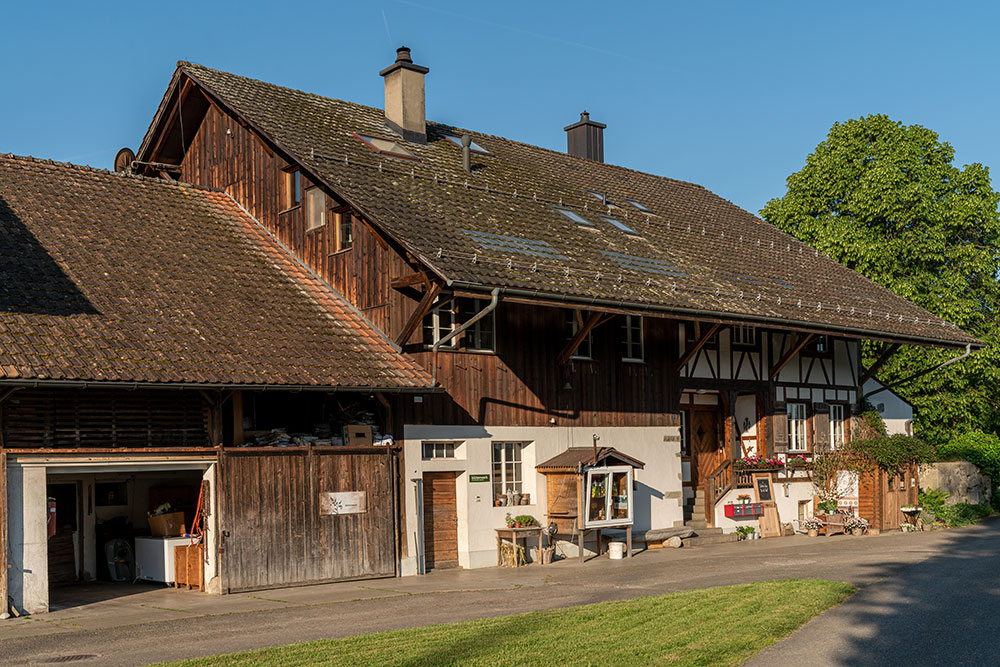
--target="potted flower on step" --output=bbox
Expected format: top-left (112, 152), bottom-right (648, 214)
top-left (844, 515), bottom-right (868, 536)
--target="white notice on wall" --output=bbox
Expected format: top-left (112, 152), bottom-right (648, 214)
top-left (319, 491), bottom-right (367, 516)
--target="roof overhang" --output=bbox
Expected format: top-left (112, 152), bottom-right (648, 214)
top-left (0, 379), bottom-right (440, 393)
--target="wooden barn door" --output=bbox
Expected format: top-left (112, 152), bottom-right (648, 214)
top-left (220, 449), bottom-right (398, 593)
top-left (422, 472), bottom-right (458, 570)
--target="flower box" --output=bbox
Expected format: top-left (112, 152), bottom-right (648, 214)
top-left (724, 502), bottom-right (764, 518)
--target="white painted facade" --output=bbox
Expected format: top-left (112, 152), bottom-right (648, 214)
top-left (400, 424), bottom-right (682, 575)
top-left (863, 378), bottom-right (914, 435)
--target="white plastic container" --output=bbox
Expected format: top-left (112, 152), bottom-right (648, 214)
top-left (609, 541), bottom-right (626, 560)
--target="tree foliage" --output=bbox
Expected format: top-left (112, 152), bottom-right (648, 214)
top-left (761, 115), bottom-right (1000, 444)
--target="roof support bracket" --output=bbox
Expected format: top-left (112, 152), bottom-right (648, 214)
top-left (395, 282), bottom-right (442, 346)
top-left (675, 323), bottom-right (723, 373)
top-left (432, 288), bottom-right (500, 385)
top-left (859, 343), bottom-right (901, 386)
top-left (769, 333), bottom-right (816, 379)
top-left (558, 312), bottom-right (610, 365)
top-left (864, 343), bottom-right (973, 400)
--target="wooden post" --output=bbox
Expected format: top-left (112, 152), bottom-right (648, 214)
top-left (231, 390), bottom-right (244, 446)
top-left (1, 449), bottom-right (7, 619)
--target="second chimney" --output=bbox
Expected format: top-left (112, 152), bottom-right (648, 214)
top-left (380, 46), bottom-right (430, 144)
top-left (564, 111), bottom-right (606, 162)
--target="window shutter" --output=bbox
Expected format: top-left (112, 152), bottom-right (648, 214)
top-left (772, 402), bottom-right (788, 453)
top-left (813, 403), bottom-right (830, 452)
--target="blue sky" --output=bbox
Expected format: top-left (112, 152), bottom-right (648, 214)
top-left (2, 1), bottom-right (997, 214)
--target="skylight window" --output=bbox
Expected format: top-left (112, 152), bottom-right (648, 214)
top-left (771, 278), bottom-right (795, 290)
top-left (601, 216), bottom-right (640, 236)
top-left (727, 272), bottom-right (761, 285)
top-left (555, 207), bottom-right (594, 227)
top-left (585, 189), bottom-right (610, 204)
top-left (443, 135), bottom-right (491, 155)
top-left (462, 229), bottom-right (568, 260)
top-left (355, 133), bottom-right (420, 161)
top-left (601, 251), bottom-right (686, 278)
top-left (622, 198), bottom-right (651, 212)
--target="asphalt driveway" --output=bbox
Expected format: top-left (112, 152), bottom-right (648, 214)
top-left (1, 522), bottom-right (995, 666)
top-left (748, 516), bottom-right (1000, 666)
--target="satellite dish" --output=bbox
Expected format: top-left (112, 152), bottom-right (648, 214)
top-left (114, 147), bottom-right (136, 173)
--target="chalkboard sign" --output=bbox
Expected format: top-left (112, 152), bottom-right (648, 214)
top-left (756, 476), bottom-right (773, 502)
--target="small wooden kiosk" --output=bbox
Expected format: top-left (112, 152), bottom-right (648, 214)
top-left (536, 447), bottom-right (644, 562)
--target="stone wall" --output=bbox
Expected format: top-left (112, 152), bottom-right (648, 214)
top-left (919, 462), bottom-right (992, 505)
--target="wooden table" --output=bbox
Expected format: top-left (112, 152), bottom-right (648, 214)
top-left (819, 513), bottom-right (845, 536)
top-left (496, 527), bottom-right (543, 567)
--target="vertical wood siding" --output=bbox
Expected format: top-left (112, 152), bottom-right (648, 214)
top-left (220, 449), bottom-right (397, 592)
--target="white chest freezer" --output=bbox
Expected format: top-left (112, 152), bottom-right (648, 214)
top-left (134, 536), bottom-right (191, 584)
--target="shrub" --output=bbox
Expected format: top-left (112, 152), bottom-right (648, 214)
top-left (851, 434), bottom-right (935, 472)
top-left (937, 430), bottom-right (1000, 509)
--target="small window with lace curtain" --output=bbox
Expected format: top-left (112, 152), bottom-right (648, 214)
top-left (306, 187), bottom-right (325, 231)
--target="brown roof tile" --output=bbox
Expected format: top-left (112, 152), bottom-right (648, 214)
top-left (171, 61), bottom-right (979, 349)
top-left (0, 154), bottom-right (433, 388)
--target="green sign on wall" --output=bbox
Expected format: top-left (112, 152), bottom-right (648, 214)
top-left (469, 474), bottom-right (490, 483)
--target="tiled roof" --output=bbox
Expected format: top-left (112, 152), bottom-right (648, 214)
top-left (536, 447), bottom-right (645, 470)
top-left (169, 62), bottom-right (978, 348)
top-left (0, 154), bottom-right (433, 388)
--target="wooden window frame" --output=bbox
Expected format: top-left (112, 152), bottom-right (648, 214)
top-left (787, 402), bottom-right (809, 452)
top-left (684, 322), bottom-right (719, 349)
top-left (829, 403), bottom-right (847, 449)
top-left (305, 186), bottom-right (325, 231)
top-left (335, 211), bottom-right (353, 252)
top-left (730, 324), bottom-right (760, 351)
top-left (621, 315), bottom-right (644, 363)
top-left (422, 297), bottom-right (496, 352)
top-left (282, 168), bottom-right (302, 211)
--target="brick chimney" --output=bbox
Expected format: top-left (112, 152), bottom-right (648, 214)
top-left (380, 46), bottom-right (429, 144)
top-left (564, 111), bottom-right (606, 162)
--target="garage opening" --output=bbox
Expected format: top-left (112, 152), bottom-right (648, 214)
top-left (43, 463), bottom-right (214, 611)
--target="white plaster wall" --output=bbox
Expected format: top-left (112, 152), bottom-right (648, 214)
top-left (863, 379), bottom-right (914, 435)
top-left (714, 477), bottom-right (815, 534)
top-left (6, 465), bottom-right (49, 615)
top-left (401, 424), bottom-right (682, 574)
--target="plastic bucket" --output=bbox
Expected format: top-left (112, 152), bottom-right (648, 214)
top-left (609, 541), bottom-right (626, 560)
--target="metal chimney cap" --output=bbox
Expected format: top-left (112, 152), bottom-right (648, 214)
top-left (564, 110), bottom-right (606, 131)
top-left (380, 46), bottom-right (430, 77)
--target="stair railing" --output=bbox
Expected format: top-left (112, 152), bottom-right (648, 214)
top-left (705, 458), bottom-right (735, 524)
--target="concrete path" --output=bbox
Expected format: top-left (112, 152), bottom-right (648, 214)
top-left (748, 517), bottom-right (1000, 666)
top-left (0, 524), bottom-right (989, 666)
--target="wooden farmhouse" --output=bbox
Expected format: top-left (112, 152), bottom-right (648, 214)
top-left (0, 47), bottom-right (979, 614)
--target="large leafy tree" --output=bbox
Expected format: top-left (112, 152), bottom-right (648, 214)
top-left (761, 114), bottom-right (1000, 445)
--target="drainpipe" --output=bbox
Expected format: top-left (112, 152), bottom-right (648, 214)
top-left (431, 288), bottom-right (500, 385)
top-left (863, 343), bottom-right (973, 400)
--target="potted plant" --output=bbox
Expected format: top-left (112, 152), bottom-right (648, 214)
top-left (505, 513), bottom-right (515, 528)
top-left (802, 517), bottom-right (823, 537)
top-left (736, 526), bottom-right (756, 541)
top-left (816, 499), bottom-right (838, 515)
top-left (844, 515), bottom-right (868, 535)
top-left (736, 494), bottom-right (752, 505)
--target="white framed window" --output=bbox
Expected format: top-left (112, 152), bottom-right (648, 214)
top-left (422, 298), bottom-right (496, 351)
top-left (731, 325), bottom-right (757, 348)
top-left (621, 315), bottom-right (643, 362)
top-left (584, 466), bottom-right (634, 527)
top-left (492, 442), bottom-right (525, 502)
top-left (787, 402), bottom-right (808, 452)
top-left (422, 441), bottom-right (458, 460)
top-left (305, 187), bottom-right (325, 230)
top-left (565, 310), bottom-right (593, 360)
top-left (830, 404), bottom-right (846, 449)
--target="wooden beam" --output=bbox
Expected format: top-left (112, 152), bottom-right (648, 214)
top-left (557, 312), bottom-right (604, 365)
top-left (674, 323), bottom-right (722, 373)
top-left (769, 333), bottom-right (816, 378)
top-left (390, 272), bottom-right (429, 289)
top-left (395, 283), bottom-right (442, 346)
top-left (859, 343), bottom-right (901, 386)
top-left (231, 390), bottom-right (244, 446)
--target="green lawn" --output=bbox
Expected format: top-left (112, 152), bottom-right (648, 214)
top-left (162, 579), bottom-right (853, 667)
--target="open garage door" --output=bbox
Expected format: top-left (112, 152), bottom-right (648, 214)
top-left (219, 448), bottom-right (398, 593)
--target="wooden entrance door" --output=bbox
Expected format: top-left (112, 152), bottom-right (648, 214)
top-left (689, 408), bottom-right (722, 489)
top-left (422, 472), bottom-right (459, 570)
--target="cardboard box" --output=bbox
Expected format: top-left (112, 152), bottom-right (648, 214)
top-left (148, 511), bottom-right (186, 537)
top-left (345, 424), bottom-right (373, 446)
